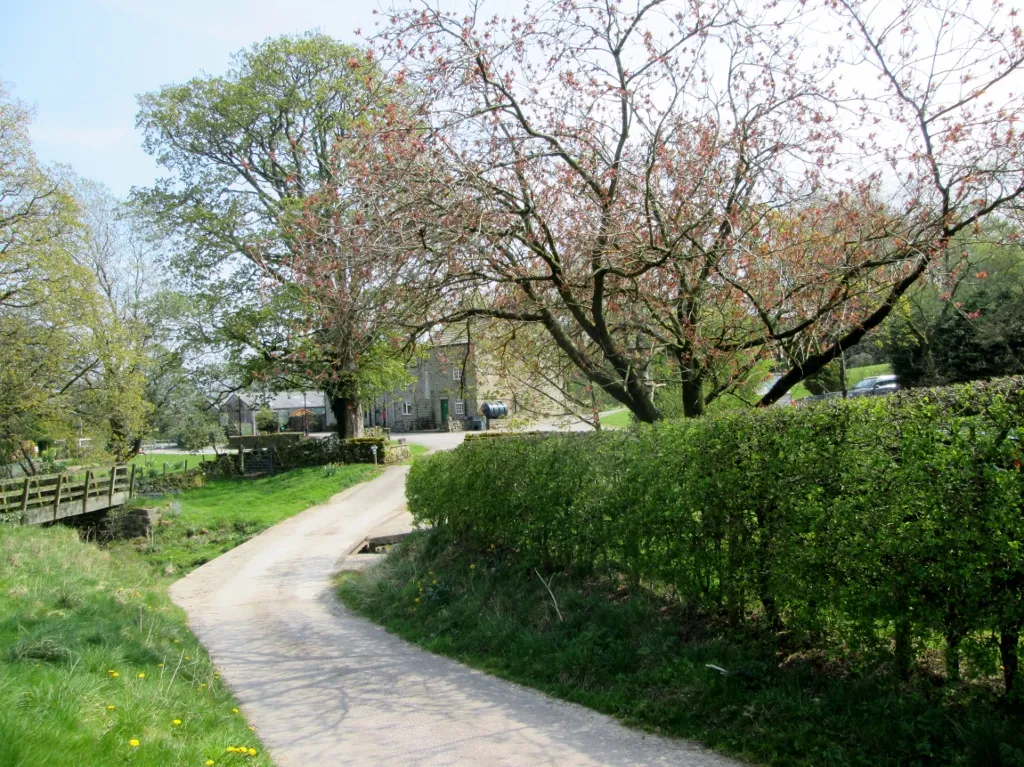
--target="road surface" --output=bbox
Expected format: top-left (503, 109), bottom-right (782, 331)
top-left (170, 466), bottom-right (741, 767)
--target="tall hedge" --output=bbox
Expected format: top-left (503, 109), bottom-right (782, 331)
top-left (407, 377), bottom-right (1024, 695)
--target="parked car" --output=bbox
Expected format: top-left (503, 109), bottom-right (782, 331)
top-left (847, 374), bottom-right (900, 398)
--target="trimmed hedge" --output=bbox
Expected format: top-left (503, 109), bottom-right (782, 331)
top-left (408, 377), bottom-right (1024, 695)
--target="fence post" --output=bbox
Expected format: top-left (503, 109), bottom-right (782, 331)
top-left (108, 466), bottom-right (117, 504)
top-left (53, 474), bottom-right (64, 520)
top-left (83, 470), bottom-right (93, 514)
top-left (163, 462), bottom-right (168, 476)
top-left (129, 464), bottom-right (137, 498)
top-left (238, 442), bottom-right (245, 475)
top-left (20, 478), bottom-right (29, 521)
top-left (269, 445), bottom-right (275, 475)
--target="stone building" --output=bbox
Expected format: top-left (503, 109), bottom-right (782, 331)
top-left (365, 332), bottom-right (480, 432)
top-left (220, 391), bottom-right (335, 435)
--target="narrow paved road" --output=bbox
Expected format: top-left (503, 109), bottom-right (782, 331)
top-left (170, 467), bottom-right (741, 767)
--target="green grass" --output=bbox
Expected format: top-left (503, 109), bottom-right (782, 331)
top-left (0, 524), bottom-right (268, 767)
top-left (789, 363), bottom-right (893, 400)
top-left (339, 530), bottom-right (1024, 767)
top-left (599, 409), bottom-right (633, 429)
top-left (115, 463), bottom-right (381, 576)
top-left (130, 452), bottom-right (217, 478)
top-left (405, 443), bottom-right (429, 458)
top-left (0, 462), bottom-right (383, 766)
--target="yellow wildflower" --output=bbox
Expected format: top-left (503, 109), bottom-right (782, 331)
top-left (469, 563), bottom-right (476, 570)
top-left (129, 738), bottom-right (139, 748)
top-left (248, 748), bottom-right (257, 756)
top-left (137, 673), bottom-right (145, 679)
top-left (232, 708), bottom-right (239, 714)
top-left (158, 663), bottom-right (164, 668)
top-left (111, 672), bottom-right (120, 678)
top-left (206, 761), bottom-right (215, 766)
top-left (414, 597), bottom-right (420, 603)
top-left (226, 746), bottom-right (236, 752)
top-left (106, 705), bottom-right (115, 711)
top-left (172, 719), bottom-right (182, 726)
top-left (248, 726), bottom-right (255, 731)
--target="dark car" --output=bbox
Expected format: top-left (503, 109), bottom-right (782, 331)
top-left (847, 374), bottom-right (900, 398)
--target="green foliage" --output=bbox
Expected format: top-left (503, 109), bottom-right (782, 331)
top-left (0, 525), bottom-right (267, 767)
top-left (884, 233), bottom-right (1024, 387)
top-left (802, 360), bottom-right (844, 395)
top-left (408, 377), bottom-right (1024, 699)
top-left (253, 407), bottom-right (279, 433)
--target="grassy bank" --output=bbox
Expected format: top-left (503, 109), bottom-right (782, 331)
top-left (0, 525), bottom-right (267, 767)
top-left (1, 462), bottom-right (382, 766)
top-left (118, 463), bottom-right (381, 576)
top-left (339, 530), bottom-right (1024, 767)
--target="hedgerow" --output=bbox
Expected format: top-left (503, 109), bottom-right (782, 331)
top-left (407, 377), bottom-right (1024, 696)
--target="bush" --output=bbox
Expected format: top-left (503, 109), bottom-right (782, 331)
top-left (408, 376), bottom-right (1024, 696)
top-left (254, 407), bottom-right (280, 433)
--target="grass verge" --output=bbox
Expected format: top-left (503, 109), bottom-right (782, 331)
top-left (1, 463), bottom-right (382, 766)
top-left (115, 463), bottom-right (381, 576)
top-left (338, 529), bottom-right (1024, 767)
top-left (0, 524), bottom-right (267, 767)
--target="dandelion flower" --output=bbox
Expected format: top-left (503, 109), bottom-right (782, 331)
top-left (469, 563), bottom-right (476, 570)
top-left (185, 656), bottom-right (191, 660)
top-left (248, 726), bottom-right (254, 731)
top-left (172, 719), bottom-right (182, 726)
top-left (111, 672), bottom-right (120, 678)
top-left (248, 748), bottom-right (257, 756)
top-left (206, 761), bottom-right (215, 766)
top-left (226, 746), bottom-right (236, 752)
top-left (137, 673), bottom-right (145, 679)
top-left (232, 708), bottom-right (239, 714)
top-left (106, 705), bottom-right (115, 711)
top-left (135, 591), bottom-right (141, 597)
top-left (129, 738), bottom-right (139, 748)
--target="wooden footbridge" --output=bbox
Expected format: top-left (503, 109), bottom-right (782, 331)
top-left (0, 465), bottom-right (136, 526)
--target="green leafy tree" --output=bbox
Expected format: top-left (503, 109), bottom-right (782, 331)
top-left (884, 229), bottom-right (1024, 387)
top-left (134, 33), bottom-right (411, 437)
top-left (0, 85), bottom-right (100, 474)
top-left (254, 407), bottom-right (279, 433)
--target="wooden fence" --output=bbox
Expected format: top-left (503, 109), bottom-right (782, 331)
top-left (0, 465), bottom-right (136, 526)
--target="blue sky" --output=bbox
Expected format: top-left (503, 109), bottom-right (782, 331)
top-left (0, 0), bottom-right (385, 196)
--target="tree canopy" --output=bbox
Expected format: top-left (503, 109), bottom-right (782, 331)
top-left (326, 0), bottom-right (1024, 422)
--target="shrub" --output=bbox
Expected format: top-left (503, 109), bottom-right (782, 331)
top-left (408, 376), bottom-right (1024, 695)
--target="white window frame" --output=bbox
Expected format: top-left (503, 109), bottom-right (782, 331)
top-left (402, 400), bottom-right (413, 416)
top-left (453, 367), bottom-right (462, 381)
top-left (455, 399), bottom-right (465, 416)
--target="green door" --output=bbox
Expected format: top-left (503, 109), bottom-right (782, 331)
top-left (440, 398), bottom-right (449, 425)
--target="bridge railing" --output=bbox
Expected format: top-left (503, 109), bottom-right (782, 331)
top-left (0, 465), bottom-right (135, 523)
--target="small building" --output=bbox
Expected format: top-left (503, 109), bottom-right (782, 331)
top-left (220, 391), bottom-right (336, 435)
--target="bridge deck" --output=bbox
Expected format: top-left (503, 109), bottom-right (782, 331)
top-left (0, 465), bottom-right (136, 525)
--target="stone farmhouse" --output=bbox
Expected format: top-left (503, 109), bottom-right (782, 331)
top-left (365, 331), bottom-right (482, 432)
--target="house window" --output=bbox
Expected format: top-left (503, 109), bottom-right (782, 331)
top-left (402, 401), bottom-right (413, 416)
top-left (453, 367), bottom-right (462, 381)
top-left (455, 399), bottom-right (465, 416)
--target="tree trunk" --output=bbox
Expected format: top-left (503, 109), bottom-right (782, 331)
top-left (1001, 630), bottom-right (1020, 699)
top-left (681, 374), bottom-right (705, 418)
top-left (330, 396), bottom-right (364, 439)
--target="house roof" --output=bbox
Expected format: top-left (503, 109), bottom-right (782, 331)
top-left (265, 391), bottom-right (326, 411)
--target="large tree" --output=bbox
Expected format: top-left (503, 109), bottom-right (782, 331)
top-left (135, 33), bottom-right (413, 436)
top-left (0, 85), bottom-right (100, 473)
top-left (343, 0), bottom-right (1024, 421)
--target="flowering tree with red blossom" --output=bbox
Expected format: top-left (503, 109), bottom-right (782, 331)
top-left (340, 0), bottom-right (1024, 420)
